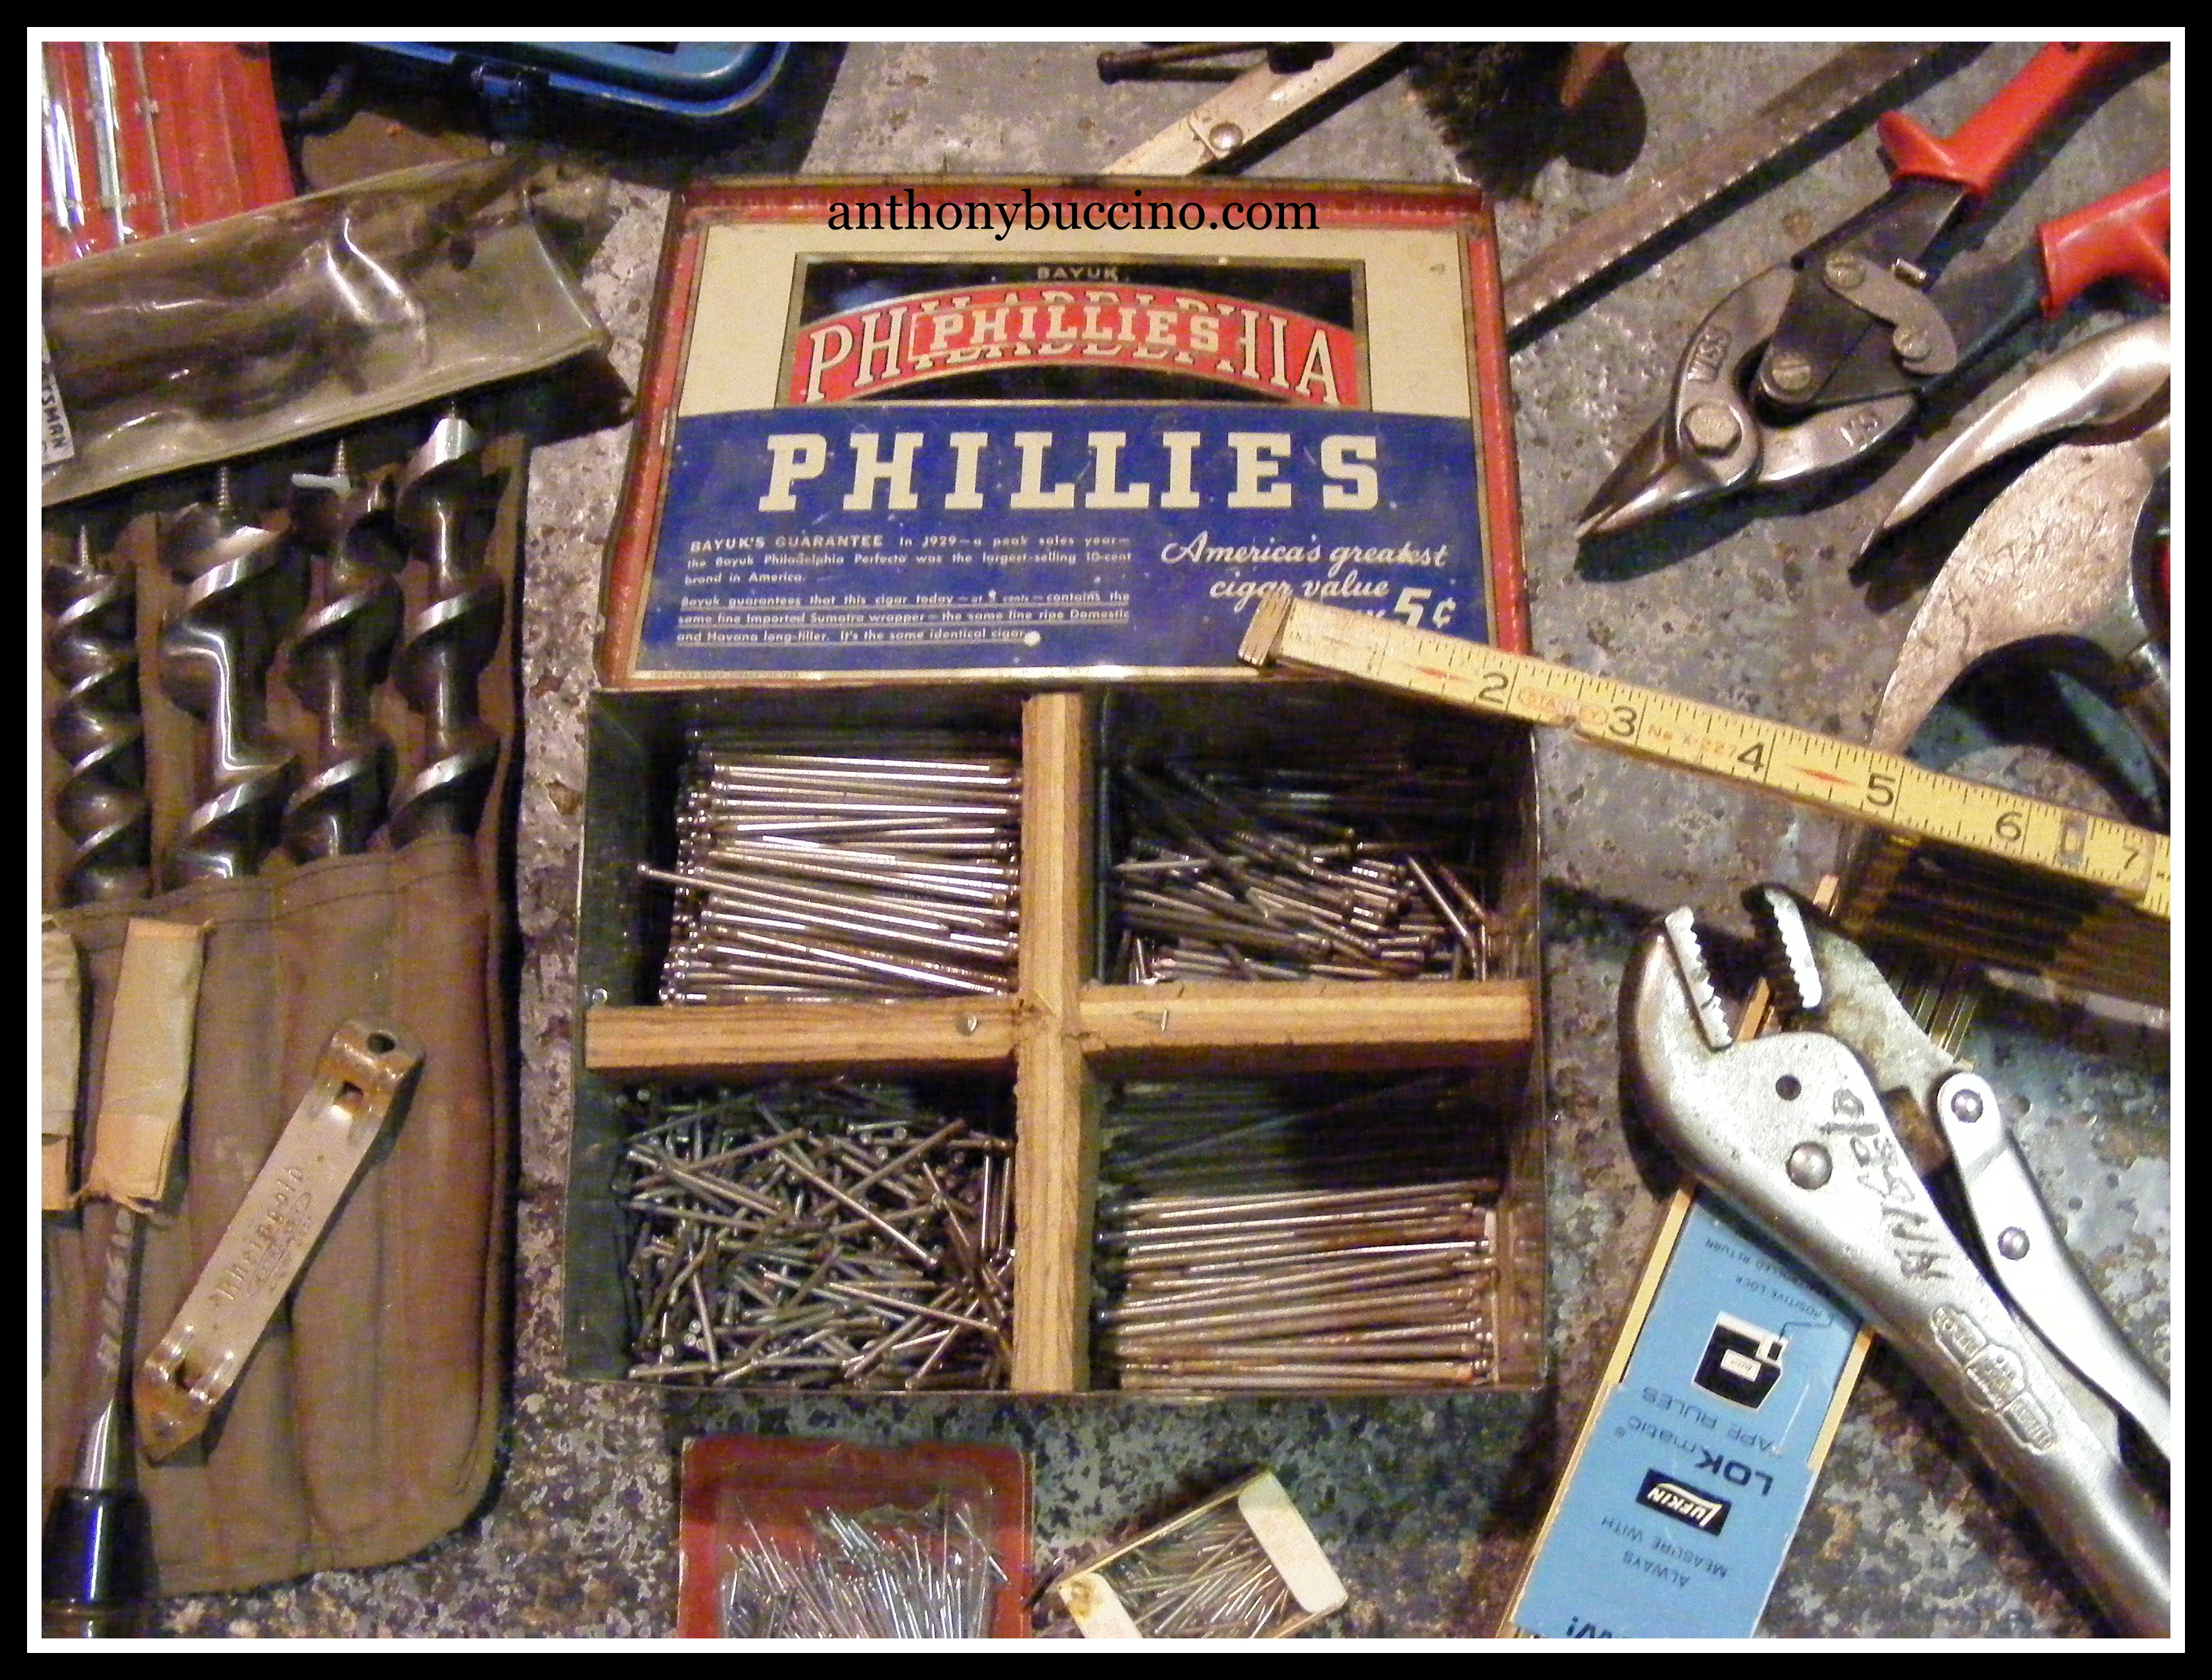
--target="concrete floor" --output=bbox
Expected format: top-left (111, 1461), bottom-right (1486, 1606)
top-left (156, 42), bottom-right (2169, 1639)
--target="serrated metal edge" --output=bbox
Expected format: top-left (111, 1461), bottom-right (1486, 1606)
top-left (1661, 907), bottom-right (1735, 1051)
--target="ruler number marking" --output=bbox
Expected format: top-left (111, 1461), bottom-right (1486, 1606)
top-left (1257, 599), bottom-right (2163, 914)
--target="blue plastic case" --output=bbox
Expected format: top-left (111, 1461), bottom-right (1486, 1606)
top-left (355, 42), bottom-right (791, 139)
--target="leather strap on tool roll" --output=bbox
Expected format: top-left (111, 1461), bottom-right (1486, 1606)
top-left (40, 423), bottom-right (521, 1598)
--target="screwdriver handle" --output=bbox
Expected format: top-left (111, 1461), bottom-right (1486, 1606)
top-left (1877, 42), bottom-right (2145, 200)
top-left (42, 1486), bottom-right (154, 1637)
top-left (2040, 166), bottom-right (2170, 314)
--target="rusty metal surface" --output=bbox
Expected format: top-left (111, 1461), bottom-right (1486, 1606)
top-left (148, 42), bottom-right (2170, 1640)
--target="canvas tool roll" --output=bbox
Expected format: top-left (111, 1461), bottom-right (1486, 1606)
top-left (40, 427), bottom-right (521, 1597)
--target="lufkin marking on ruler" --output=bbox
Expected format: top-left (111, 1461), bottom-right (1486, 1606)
top-left (1238, 592), bottom-right (2168, 918)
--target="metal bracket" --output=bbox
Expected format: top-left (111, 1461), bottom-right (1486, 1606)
top-left (1104, 44), bottom-right (1398, 175)
top-left (134, 1020), bottom-right (421, 1461)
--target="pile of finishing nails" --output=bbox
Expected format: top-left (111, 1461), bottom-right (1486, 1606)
top-left (719, 1498), bottom-right (1006, 1638)
top-left (620, 1080), bottom-right (1013, 1388)
top-left (1089, 1498), bottom-right (1303, 1637)
top-left (649, 735), bottom-right (1021, 1003)
top-left (1094, 1074), bottom-right (1501, 1392)
top-left (1108, 755), bottom-right (1499, 982)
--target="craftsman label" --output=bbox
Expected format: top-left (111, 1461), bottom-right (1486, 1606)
top-left (41, 330), bottom-right (75, 466)
top-left (1511, 1197), bottom-right (1861, 1638)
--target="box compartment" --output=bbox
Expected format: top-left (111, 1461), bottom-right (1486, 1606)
top-left (567, 679), bottom-right (1544, 1393)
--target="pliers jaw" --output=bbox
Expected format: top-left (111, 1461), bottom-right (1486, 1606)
top-left (1621, 896), bottom-right (2168, 1634)
top-left (1622, 907), bottom-right (1906, 1255)
top-left (1577, 266), bottom-right (1916, 539)
top-left (1866, 313), bottom-right (2170, 541)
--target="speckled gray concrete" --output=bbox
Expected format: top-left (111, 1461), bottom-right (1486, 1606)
top-left (156, 44), bottom-right (2169, 1639)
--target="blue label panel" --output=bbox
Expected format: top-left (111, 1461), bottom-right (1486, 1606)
top-left (633, 403), bottom-right (1486, 676)
top-left (1513, 1196), bottom-right (1863, 1639)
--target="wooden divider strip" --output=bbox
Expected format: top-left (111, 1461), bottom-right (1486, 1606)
top-left (1011, 692), bottom-right (1096, 1393)
top-left (584, 997), bottom-right (1019, 1076)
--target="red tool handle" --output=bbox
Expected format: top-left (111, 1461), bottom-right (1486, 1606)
top-left (1877, 43), bottom-right (2144, 200)
top-left (2041, 167), bottom-right (2170, 314)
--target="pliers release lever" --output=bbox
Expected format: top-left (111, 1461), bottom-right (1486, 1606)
top-left (1622, 887), bottom-right (2168, 1635)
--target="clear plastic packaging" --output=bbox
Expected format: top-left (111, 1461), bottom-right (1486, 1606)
top-left (678, 1435), bottom-right (1030, 1638)
top-left (41, 156), bottom-right (608, 508)
top-left (1055, 1471), bottom-right (1346, 1638)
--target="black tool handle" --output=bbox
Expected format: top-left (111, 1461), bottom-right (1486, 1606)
top-left (42, 1485), bottom-right (154, 1638)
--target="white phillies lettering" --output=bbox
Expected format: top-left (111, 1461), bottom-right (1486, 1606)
top-left (841, 432), bottom-right (924, 510)
top-left (758, 430), bottom-right (1382, 514)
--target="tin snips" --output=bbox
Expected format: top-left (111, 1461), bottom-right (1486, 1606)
top-left (1857, 312), bottom-right (2170, 776)
top-left (1579, 43), bottom-right (2167, 539)
top-left (1621, 885), bottom-right (2168, 1635)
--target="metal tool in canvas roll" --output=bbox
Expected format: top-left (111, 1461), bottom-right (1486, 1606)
top-left (281, 441), bottom-right (405, 860)
top-left (390, 409), bottom-right (505, 843)
top-left (136, 1020), bottom-right (422, 1461)
top-left (44, 522), bottom-right (150, 904)
top-left (44, 1209), bottom-right (155, 1637)
top-left (1621, 886), bottom-right (2168, 1635)
top-left (1836, 315), bottom-right (2169, 997)
top-left (1579, 43), bottom-right (2167, 537)
top-left (44, 919), bottom-right (202, 1638)
top-left (158, 465), bottom-right (306, 884)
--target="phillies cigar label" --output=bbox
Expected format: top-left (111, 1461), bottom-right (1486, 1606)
top-left (600, 179), bottom-right (1527, 686)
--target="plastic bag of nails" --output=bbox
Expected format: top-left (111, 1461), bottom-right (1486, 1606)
top-left (40, 155), bottom-right (609, 508)
top-left (1053, 1470), bottom-right (1346, 1638)
top-left (678, 1436), bottom-right (1032, 1638)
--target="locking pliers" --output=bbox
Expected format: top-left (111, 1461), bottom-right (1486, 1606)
top-left (1621, 885), bottom-right (2168, 1635)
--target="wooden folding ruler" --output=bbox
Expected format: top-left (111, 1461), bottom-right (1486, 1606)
top-left (1240, 593), bottom-right (2169, 998)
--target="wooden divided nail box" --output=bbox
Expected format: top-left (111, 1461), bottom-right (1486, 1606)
top-left (563, 177), bottom-right (1548, 1398)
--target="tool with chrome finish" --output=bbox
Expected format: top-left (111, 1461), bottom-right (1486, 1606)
top-left (282, 441), bottom-right (404, 861)
top-left (1836, 315), bottom-right (2169, 1005)
top-left (1579, 43), bottom-right (2166, 538)
top-left (158, 466), bottom-right (306, 884)
top-left (1861, 310), bottom-right (2170, 547)
top-left (45, 523), bottom-right (150, 905)
top-left (389, 410), bottom-right (504, 845)
top-left (136, 1020), bottom-right (421, 1462)
top-left (1622, 887), bottom-right (2168, 1635)
top-left (1868, 364), bottom-right (2168, 772)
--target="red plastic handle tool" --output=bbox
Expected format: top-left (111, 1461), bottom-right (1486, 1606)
top-left (2040, 167), bottom-right (2171, 314)
top-left (1877, 43), bottom-right (2145, 201)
